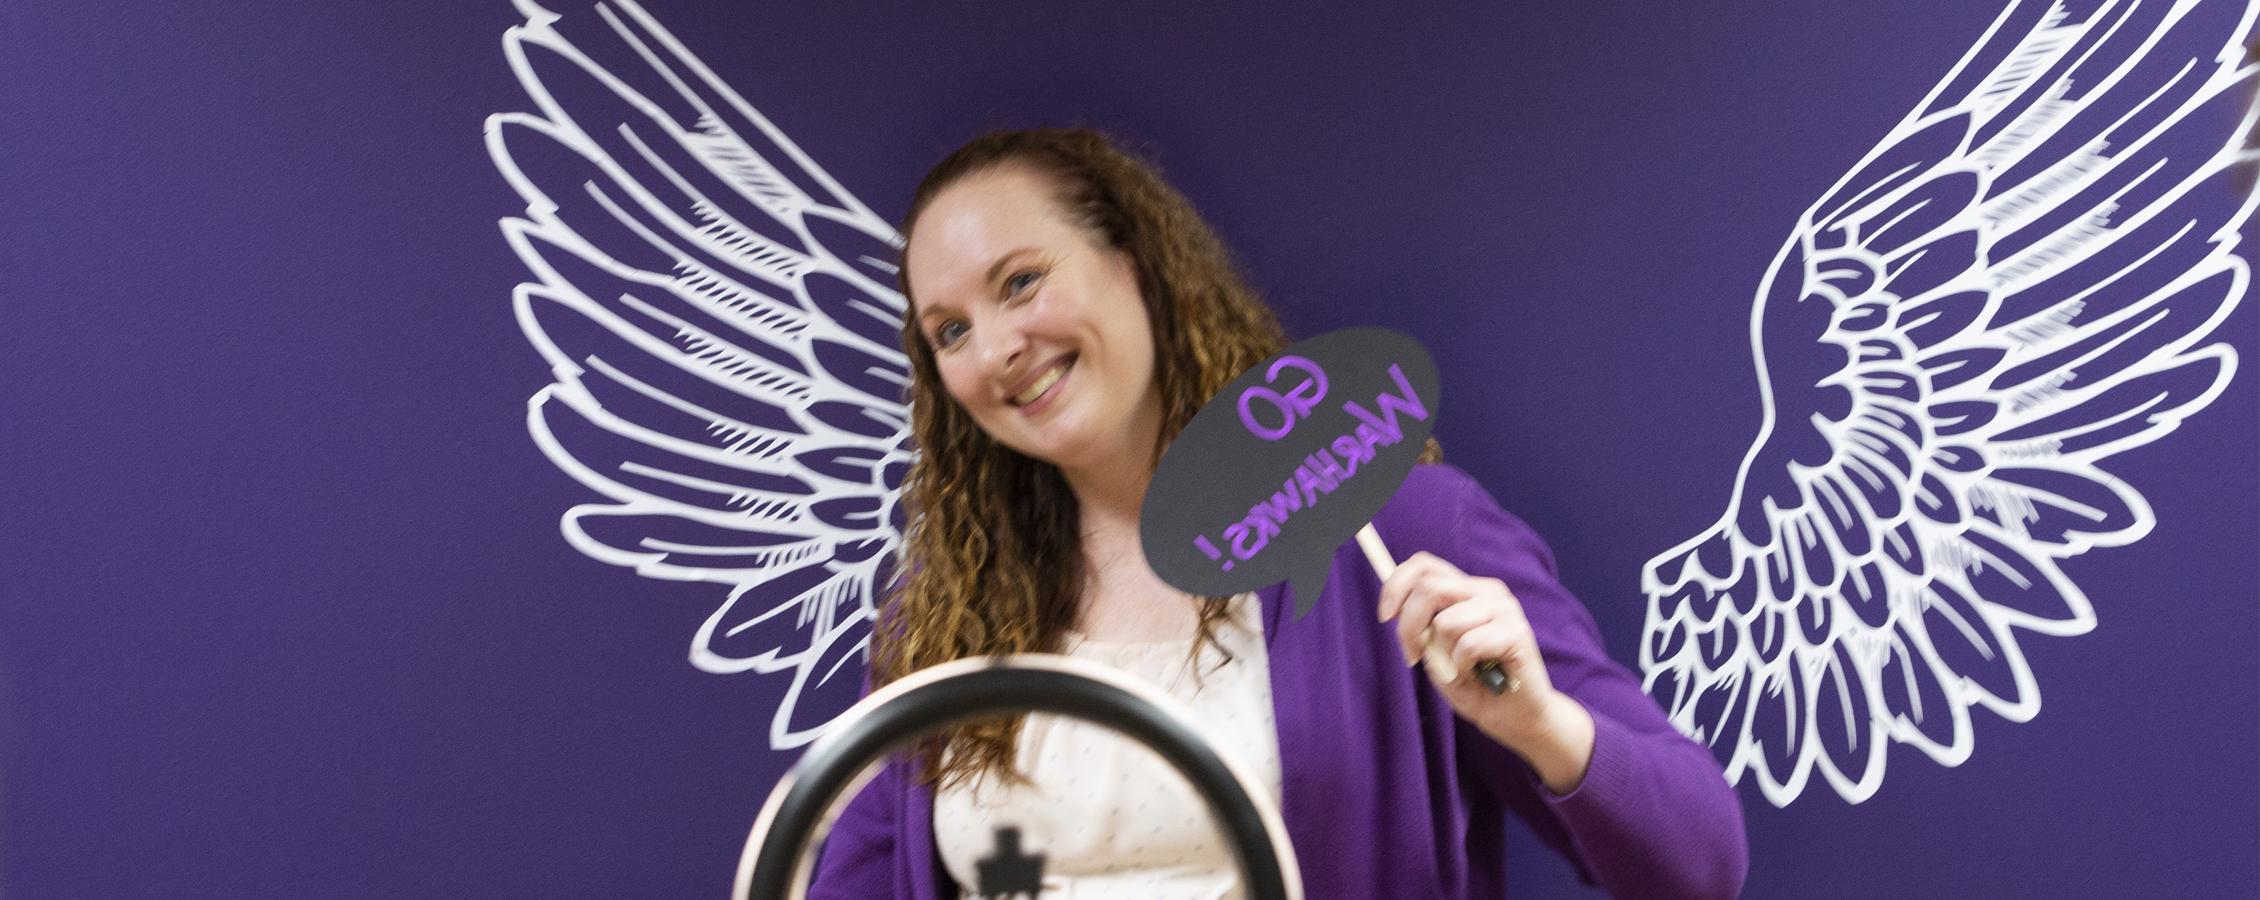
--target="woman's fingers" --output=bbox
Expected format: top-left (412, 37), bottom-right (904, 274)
top-left (1427, 597), bottom-right (1498, 647)
top-left (1379, 554), bottom-right (1539, 693)
top-left (1378, 558), bottom-right (1555, 724)
top-left (1410, 576), bottom-right (1530, 687)
top-left (1422, 598), bottom-right (1503, 681)
top-left (1395, 588), bottom-right (1441, 666)
top-left (1393, 568), bottom-right (1474, 666)
top-left (1376, 551), bottom-right (1453, 622)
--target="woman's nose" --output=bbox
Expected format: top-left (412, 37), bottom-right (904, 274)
top-left (973, 313), bottom-right (1027, 374)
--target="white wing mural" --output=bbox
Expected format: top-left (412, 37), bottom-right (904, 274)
top-left (485, 0), bottom-right (910, 748)
top-left (1642, 0), bottom-right (2259, 805)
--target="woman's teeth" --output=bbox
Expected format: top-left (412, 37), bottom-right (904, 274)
top-left (1014, 363), bottom-right (1066, 406)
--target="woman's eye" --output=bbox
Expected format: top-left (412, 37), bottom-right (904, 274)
top-left (1004, 269), bottom-right (1041, 297)
top-left (934, 320), bottom-right (968, 348)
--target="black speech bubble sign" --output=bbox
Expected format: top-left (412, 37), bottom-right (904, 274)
top-left (1140, 327), bottom-right (1441, 618)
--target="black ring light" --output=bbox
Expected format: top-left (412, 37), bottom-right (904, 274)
top-left (732, 654), bottom-right (1304, 900)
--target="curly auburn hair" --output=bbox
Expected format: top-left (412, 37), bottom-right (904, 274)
top-left (880, 128), bottom-right (1432, 789)
top-left (878, 128), bottom-right (1282, 789)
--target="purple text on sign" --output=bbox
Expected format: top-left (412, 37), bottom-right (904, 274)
top-left (1193, 535), bottom-right (1234, 571)
top-left (1237, 355), bottom-right (1329, 440)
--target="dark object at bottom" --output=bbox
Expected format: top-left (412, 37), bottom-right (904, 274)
top-left (975, 826), bottom-right (1045, 898)
top-left (733, 655), bottom-right (1302, 900)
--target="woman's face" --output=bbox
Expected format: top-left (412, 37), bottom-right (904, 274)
top-left (905, 165), bottom-right (1163, 475)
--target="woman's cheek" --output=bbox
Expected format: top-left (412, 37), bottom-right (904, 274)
top-left (937, 362), bottom-right (981, 410)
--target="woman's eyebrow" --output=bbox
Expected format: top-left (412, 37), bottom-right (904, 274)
top-left (983, 247), bottom-right (1039, 285)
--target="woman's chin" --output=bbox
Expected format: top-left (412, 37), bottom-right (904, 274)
top-left (1018, 439), bottom-right (1093, 472)
top-left (990, 405), bottom-right (1146, 477)
top-left (1012, 427), bottom-right (1107, 473)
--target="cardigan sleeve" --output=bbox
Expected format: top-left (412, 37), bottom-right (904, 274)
top-left (806, 756), bottom-right (905, 900)
top-left (1427, 466), bottom-right (1749, 900)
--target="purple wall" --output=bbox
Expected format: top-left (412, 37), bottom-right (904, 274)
top-left (4, 1), bottom-right (2253, 896)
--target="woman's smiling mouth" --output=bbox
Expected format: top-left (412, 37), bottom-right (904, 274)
top-left (1010, 356), bottom-right (1074, 411)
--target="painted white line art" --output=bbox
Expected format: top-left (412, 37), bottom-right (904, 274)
top-left (486, 0), bottom-right (908, 748)
top-left (480, 0), bottom-right (2257, 769)
top-left (1641, 0), bottom-right (2259, 805)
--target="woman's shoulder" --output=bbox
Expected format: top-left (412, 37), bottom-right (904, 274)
top-left (1370, 462), bottom-right (1557, 573)
top-left (1394, 460), bottom-right (1484, 500)
top-left (1374, 462), bottom-right (1492, 532)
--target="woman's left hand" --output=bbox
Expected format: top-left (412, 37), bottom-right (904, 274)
top-left (1376, 551), bottom-right (1595, 793)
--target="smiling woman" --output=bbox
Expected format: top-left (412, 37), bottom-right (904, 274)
top-left (809, 129), bottom-right (1748, 899)
top-left (882, 130), bottom-right (1296, 786)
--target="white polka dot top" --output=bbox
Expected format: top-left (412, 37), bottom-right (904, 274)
top-left (933, 593), bottom-right (1282, 900)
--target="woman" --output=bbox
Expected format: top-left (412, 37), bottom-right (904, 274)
top-left (808, 129), bottom-right (1747, 899)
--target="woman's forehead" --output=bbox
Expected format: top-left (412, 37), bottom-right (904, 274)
top-left (915, 168), bottom-right (1072, 247)
top-left (907, 168), bottom-right (1079, 301)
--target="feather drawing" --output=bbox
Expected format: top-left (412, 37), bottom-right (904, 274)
top-left (487, 0), bottom-right (910, 748)
top-left (1641, 0), bottom-right (2259, 805)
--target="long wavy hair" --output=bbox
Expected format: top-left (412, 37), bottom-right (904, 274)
top-left (880, 128), bottom-right (1432, 789)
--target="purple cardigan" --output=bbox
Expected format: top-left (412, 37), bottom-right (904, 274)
top-left (808, 464), bottom-right (1748, 899)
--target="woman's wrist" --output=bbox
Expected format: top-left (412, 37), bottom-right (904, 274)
top-left (1486, 692), bottom-right (1596, 796)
